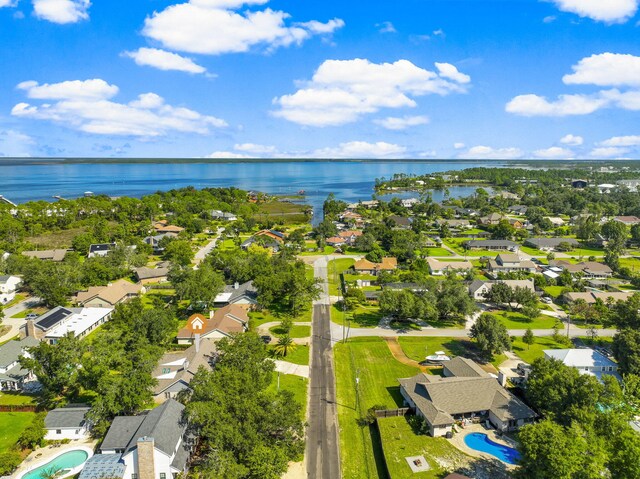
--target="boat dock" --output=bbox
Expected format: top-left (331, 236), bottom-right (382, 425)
top-left (0, 195), bottom-right (17, 207)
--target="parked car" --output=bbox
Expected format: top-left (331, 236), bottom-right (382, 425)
top-left (261, 335), bottom-right (272, 344)
top-left (542, 297), bottom-right (553, 304)
top-left (25, 313), bottom-right (39, 320)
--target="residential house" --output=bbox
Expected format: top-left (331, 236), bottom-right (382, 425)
top-left (382, 283), bottom-right (429, 292)
top-left (0, 336), bottom-right (38, 391)
top-left (44, 405), bottom-right (92, 440)
top-left (353, 257), bottom-right (398, 275)
top-left (468, 279), bottom-right (535, 301)
top-left (213, 281), bottom-right (258, 308)
top-left (134, 266), bottom-right (170, 285)
top-left (613, 216), bottom-right (640, 226)
top-left (144, 232), bottom-right (178, 254)
top-left (154, 220), bottom-right (185, 234)
top-left (22, 306), bottom-right (113, 344)
top-left (455, 208), bottom-right (479, 217)
top-left (617, 179), bottom-right (640, 192)
top-left (436, 219), bottom-right (471, 229)
top-left (545, 217), bottom-right (565, 227)
top-left (22, 249), bottom-right (68, 262)
top-left (563, 291), bottom-right (633, 305)
top-left (487, 254), bottom-right (537, 277)
top-left (399, 357), bottom-right (536, 437)
top-left (426, 258), bottom-right (473, 276)
top-left (338, 230), bottom-right (363, 245)
top-left (88, 243), bottom-right (116, 258)
top-left (387, 215), bottom-right (412, 229)
top-left (74, 279), bottom-right (144, 308)
top-left (544, 349), bottom-right (620, 381)
top-left (153, 338), bottom-right (216, 403)
top-left (550, 260), bottom-right (613, 279)
top-left (96, 399), bottom-right (191, 479)
top-left (176, 305), bottom-right (249, 345)
top-left (241, 230), bottom-right (285, 251)
top-left (210, 210), bottom-right (238, 221)
top-left (326, 236), bottom-right (347, 247)
top-left (401, 198), bottom-right (419, 208)
top-left (0, 275), bottom-right (21, 304)
top-left (597, 184), bottom-right (617, 194)
top-left (508, 205), bottom-right (528, 215)
top-left (479, 213), bottom-right (504, 226)
top-left (572, 179), bottom-right (589, 188)
top-left (495, 191), bottom-right (520, 200)
top-left (524, 237), bottom-right (580, 251)
top-left (464, 240), bottom-right (519, 251)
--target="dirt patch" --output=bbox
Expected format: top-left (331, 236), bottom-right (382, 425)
top-left (383, 337), bottom-right (430, 372)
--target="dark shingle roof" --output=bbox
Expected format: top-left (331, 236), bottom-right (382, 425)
top-left (45, 406), bottom-right (91, 429)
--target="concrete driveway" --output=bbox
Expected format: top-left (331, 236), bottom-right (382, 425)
top-left (0, 296), bottom-right (42, 343)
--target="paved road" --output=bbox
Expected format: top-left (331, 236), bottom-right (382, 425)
top-left (193, 227), bottom-right (224, 265)
top-left (0, 296), bottom-right (42, 343)
top-left (306, 258), bottom-right (341, 479)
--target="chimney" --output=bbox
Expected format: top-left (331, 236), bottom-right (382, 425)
top-left (25, 320), bottom-right (37, 339)
top-left (497, 371), bottom-right (507, 387)
top-left (136, 437), bottom-right (156, 479)
top-left (209, 310), bottom-right (214, 320)
top-left (234, 282), bottom-right (239, 290)
top-left (195, 333), bottom-right (201, 353)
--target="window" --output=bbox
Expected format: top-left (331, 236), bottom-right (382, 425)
top-left (162, 368), bottom-right (171, 374)
top-left (160, 474), bottom-right (166, 479)
top-left (132, 474), bottom-right (137, 479)
top-left (56, 429), bottom-right (61, 434)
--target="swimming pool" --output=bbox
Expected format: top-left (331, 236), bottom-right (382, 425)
top-left (463, 432), bottom-right (521, 465)
top-left (20, 449), bottom-right (89, 479)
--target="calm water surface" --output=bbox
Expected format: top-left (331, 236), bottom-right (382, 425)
top-left (0, 160), bottom-right (504, 218)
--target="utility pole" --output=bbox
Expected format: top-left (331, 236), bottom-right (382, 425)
top-left (566, 314), bottom-right (571, 339)
top-left (355, 368), bottom-right (361, 413)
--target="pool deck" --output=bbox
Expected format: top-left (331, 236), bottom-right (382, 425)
top-left (11, 439), bottom-right (96, 479)
top-left (447, 424), bottom-right (519, 468)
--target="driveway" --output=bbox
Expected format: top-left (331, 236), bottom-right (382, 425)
top-left (0, 296), bottom-right (42, 343)
top-left (194, 227), bottom-right (224, 265)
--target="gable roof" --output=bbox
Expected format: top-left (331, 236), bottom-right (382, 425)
top-left (544, 348), bottom-right (617, 369)
top-left (426, 258), bottom-right (473, 271)
top-left (0, 336), bottom-right (38, 370)
top-left (153, 339), bottom-right (216, 395)
top-left (22, 249), bottom-right (68, 261)
top-left (353, 257), bottom-right (397, 271)
top-left (525, 237), bottom-right (580, 248)
top-left (88, 243), bottom-right (115, 254)
top-left (45, 406), bottom-right (91, 429)
top-left (134, 266), bottom-right (170, 281)
top-left (443, 357), bottom-right (488, 378)
top-left (177, 305), bottom-right (248, 340)
top-left (75, 279), bottom-right (142, 306)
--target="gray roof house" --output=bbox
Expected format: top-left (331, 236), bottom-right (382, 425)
top-left (524, 237), bottom-right (580, 251)
top-left (79, 454), bottom-right (126, 479)
top-left (0, 336), bottom-right (39, 391)
top-left (487, 254), bottom-right (537, 277)
top-left (464, 240), bottom-right (519, 251)
top-left (44, 405), bottom-right (92, 440)
top-left (97, 399), bottom-right (191, 479)
top-left (399, 357), bottom-right (536, 437)
top-left (213, 281), bottom-right (258, 307)
top-left (544, 348), bottom-right (620, 381)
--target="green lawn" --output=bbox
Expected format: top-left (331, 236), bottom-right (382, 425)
top-left (331, 304), bottom-right (382, 328)
top-left (268, 344), bottom-right (310, 365)
top-left (398, 337), bottom-right (477, 362)
top-left (328, 258), bottom-right (357, 295)
top-left (267, 373), bottom-right (308, 419)
top-left (0, 412), bottom-right (35, 453)
top-left (619, 257), bottom-right (640, 273)
top-left (140, 289), bottom-right (176, 308)
top-left (422, 248), bottom-right (453, 257)
top-left (511, 335), bottom-right (571, 364)
top-left (334, 337), bottom-right (419, 479)
top-left (3, 293), bottom-right (27, 308)
top-left (0, 392), bottom-right (37, 406)
top-left (378, 416), bottom-right (471, 479)
top-left (491, 310), bottom-right (557, 329)
top-left (249, 306), bottom-right (312, 329)
top-left (300, 245), bottom-right (336, 256)
top-left (269, 325), bottom-right (311, 338)
top-left (544, 286), bottom-right (566, 298)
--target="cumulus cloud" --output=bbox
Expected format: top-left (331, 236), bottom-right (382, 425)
top-left (590, 146), bottom-right (630, 158)
top-left (32, 0), bottom-right (90, 24)
top-left (548, 0), bottom-right (638, 23)
top-left (12, 79), bottom-right (227, 137)
top-left (560, 134), bottom-right (584, 146)
top-left (505, 93), bottom-right (607, 116)
top-left (532, 146), bottom-right (575, 159)
top-left (374, 115), bottom-right (429, 130)
top-left (308, 141), bottom-right (407, 159)
top-left (206, 151), bottom-right (253, 158)
top-left (0, 130), bottom-right (34, 157)
top-left (124, 48), bottom-right (207, 74)
top-left (599, 135), bottom-right (640, 147)
top-left (0, 0), bottom-right (18, 7)
top-left (458, 145), bottom-right (523, 159)
top-left (234, 143), bottom-right (278, 154)
top-left (273, 58), bottom-right (470, 127)
top-left (376, 21), bottom-right (396, 33)
top-left (563, 53), bottom-right (640, 87)
top-left (142, 0), bottom-right (343, 55)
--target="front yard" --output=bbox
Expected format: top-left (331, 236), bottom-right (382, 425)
top-left (491, 310), bottom-right (558, 329)
top-left (268, 344), bottom-right (310, 365)
top-left (511, 335), bottom-right (571, 364)
top-left (331, 304), bottom-right (383, 328)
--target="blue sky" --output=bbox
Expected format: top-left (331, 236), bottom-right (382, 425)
top-left (0, 0), bottom-right (639, 159)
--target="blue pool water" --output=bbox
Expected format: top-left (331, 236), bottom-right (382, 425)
top-left (464, 432), bottom-right (521, 465)
top-left (21, 450), bottom-right (89, 479)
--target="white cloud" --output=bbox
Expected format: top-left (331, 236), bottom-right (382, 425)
top-left (599, 135), bottom-right (640, 147)
top-left (532, 146), bottom-right (575, 159)
top-left (589, 146), bottom-right (630, 158)
top-left (543, 15), bottom-right (557, 23)
top-left (32, 0), bottom-right (90, 24)
top-left (458, 145), bottom-right (523, 159)
top-left (376, 21), bottom-right (396, 33)
top-left (12, 79), bottom-right (227, 137)
top-left (601, 89), bottom-right (640, 110)
top-left (309, 141), bottom-right (407, 159)
top-left (374, 115), bottom-right (429, 130)
top-left (560, 134), bottom-right (584, 146)
top-left (206, 151), bottom-right (253, 158)
top-left (124, 48), bottom-right (207, 74)
top-left (563, 53), bottom-right (640, 87)
top-left (0, 0), bottom-right (18, 7)
top-left (234, 143), bottom-right (278, 154)
top-left (273, 58), bottom-right (470, 127)
top-left (549, 0), bottom-right (638, 23)
top-left (0, 130), bottom-right (34, 157)
top-left (505, 93), bottom-right (608, 116)
top-left (453, 142), bottom-right (465, 149)
top-left (432, 29), bottom-right (445, 37)
top-left (142, 0), bottom-right (343, 55)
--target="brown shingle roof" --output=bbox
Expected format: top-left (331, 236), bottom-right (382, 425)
top-left (74, 279), bottom-right (142, 306)
top-left (177, 305), bottom-right (248, 340)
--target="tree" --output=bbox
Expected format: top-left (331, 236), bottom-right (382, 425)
top-left (483, 282), bottom-right (512, 306)
top-left (469, 313), bottom-right (511, 360)
top-left (512, 286), bottom-right (538, 310)
top-left (0, 452), bottom-right (22, 476)
top-left (523, 328), bottom-right (535, 350)
top-left (436, 274), bottom-right (477, 324)
top-left (273, 335), bottom-right (297, 357)
top-left (279, 317), bottom-right (293, 335)
top-left (491, 220), bottom-right (515, 240)
top-left (17, 413), bottom-right (46, 450)
top-left (522, 304), bottom-right (540, 322)
top-left (163, 239), bottom-right (194, 266)
top-left (613, 329), bottom-right (640, 376)
top-left (313, 218), bottom-right (338, 239)
top-left (170, 264), bottom-right (225, 307)
top-left (601, 220), bottom-right (628, 252)
top-left (378, 289), bottom-right (436, 323)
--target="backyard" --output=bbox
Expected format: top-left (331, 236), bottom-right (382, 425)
top-left (0, 412), bottom-right (35, 454)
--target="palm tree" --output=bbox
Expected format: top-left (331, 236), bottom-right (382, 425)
top-left (273, 335), bottom-right (297, 358)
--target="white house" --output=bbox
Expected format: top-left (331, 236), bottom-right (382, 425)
top-left (469, 279), bottom-right (535, 301)
top-left (25, 306), bottom-right (113, 344)
top-left (0, 336), bottom-right (39, 391)
top-left (426, 258), bottom-right (473, 276)
top-left (0, 275), bottom-right (21, 304)
top-left (544, 348), bottom-right (620, 381)
top-left (44, 406), bottom-right (92, 440)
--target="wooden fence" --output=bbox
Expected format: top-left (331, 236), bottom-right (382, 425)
top-left (0, 405), bottom-right (37, 412)
top-left (374, 407), bottom-right (413, 418)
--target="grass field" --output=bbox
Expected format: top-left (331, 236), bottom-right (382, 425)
top-left (26, 226), bottom-right (87, 249)
top-left (0, 412), bottom-right (35, 454)
top-left (331, 304), bottom-right (382, 328)
top-left (490, 310), bottom-right (558, 329)
top-left (543, 286), bottom-right (566, 298)
top-left (328, 258), bottom-right (357, 295)
top-left (268, 344), bottom-right (310, 365)
top-left (267, 373), bottom-right (308, 419)
top-left (619, 257), bottom-right (640, 273)
top-left (378, 416), bottom-right (471, 479)
top-left (0, 393), bottom-right (37, 406)
top-left (3, 294), bottom-right (26, 308)
top-left (269, 325), bottom-right (311, 338)
top-left (334, 337), bottom-right (419, 479)
top-left (397, 337), bottom-right (476, 362)
top-left (511, 335), bottom-right (571, 364)
top-left (422, 248), bottom-right (453, 257)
